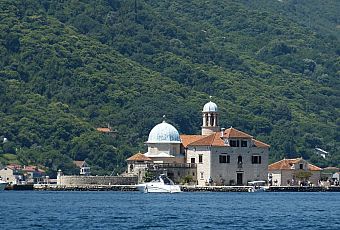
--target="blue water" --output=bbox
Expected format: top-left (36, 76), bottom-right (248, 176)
top-left (1, 191), bottom-right (340, 229)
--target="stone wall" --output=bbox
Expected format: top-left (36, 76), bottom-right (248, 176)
top-left (58, 175), bottom-right (138, 186)
top-left (187, 144), bottom-right (269, 186)
top-left (186, 146), bottom-right (211, 186)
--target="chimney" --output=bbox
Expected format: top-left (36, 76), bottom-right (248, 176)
top-left (221, 128), bottom-right (225, 137)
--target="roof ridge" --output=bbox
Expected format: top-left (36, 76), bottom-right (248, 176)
top-left (224, 127), bottom-right (253, 138)
top-left (189, 133), bottom-right (217, 146)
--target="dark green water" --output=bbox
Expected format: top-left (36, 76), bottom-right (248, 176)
top-left (0, 191), bottom-right (339, 229)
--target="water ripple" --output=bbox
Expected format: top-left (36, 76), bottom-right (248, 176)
top-left (0, 191), bottom-right (340, 229)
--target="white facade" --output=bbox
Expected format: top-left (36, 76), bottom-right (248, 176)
top-left (201, 101), bottom-right (220, 136)
top-left (126, 100), bottom-right (270, 186)
top-left (186, 141), bottom-right (269, 186)
top-left (184, 101), bottom-right (269, 186)
top-left (144, 120), bottom-right (184, 163)
top-left (0, 167), bottom-right (17, 184)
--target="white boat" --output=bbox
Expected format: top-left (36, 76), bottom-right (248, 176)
top-left (248, 180), bottom-right (268, 192)
top-left (137, 174), bottom-right (181, 193)
top-left (0, 180), bottom-right (8, 191)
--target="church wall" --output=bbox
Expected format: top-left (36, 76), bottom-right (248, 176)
top-left (187, 145), bottom-right (268, 186)
top-left (147, 143), bottom-right (181, 156)
top-left (186, 146), bottom-right (211, 186)
top-left (128, 163), bottom-right (149, 174)
top-left (211, 146), bottom-right (268, 185)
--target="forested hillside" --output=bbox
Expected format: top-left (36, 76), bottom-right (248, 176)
top-left (0, 0), bottom-right (339, 175)
top-left (240, 0), bottom-right (340, 39)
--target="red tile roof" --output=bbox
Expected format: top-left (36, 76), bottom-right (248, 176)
top-left (96, 127), bottom-right (111, 133)
top-left (5, 164), bottom-right (45, 173)
top-left (223, 127), bottom-right (253, 139)
top-left (189, 132), bottom-right (225, 146)
top-left (126, 153), bottom-right (152, 162)
top-left (253, 139), bottom-right (270, 148)
top-left (268, 158), bottom-right (322, 171)
top-left (180, 135), bottom-right (205, 148)
top-left (184, 127), bottom-right (269, 148)
top-left (23, 165), bottom-right (45, 173)
top-left (6, 164), bottom-right (21, 170)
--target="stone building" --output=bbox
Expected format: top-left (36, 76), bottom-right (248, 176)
top-left (126, 152), bottom-right (152, 182)
top-left (182, 101), bottom-right (269, 186)
top-left (126, 120), bottom-right (196, 184)
top-left (73, 160), bottom-right (91, 176)
top-left (183, 127), bottom-right (269, 186)
top-left (126, 100), bottom-right (269, 185)
top-left (268, 158), bottom-right (322, 186)
top-left (0, 165), bottom-right (22, 184)
top-left (0, 164), bottom-right (45, 184)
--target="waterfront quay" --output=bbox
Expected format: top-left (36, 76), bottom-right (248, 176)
top-left (31, 184), bottom-right (340, 192)
top-left (182, 185), bottom-right (340, 192)
top-left (33, 184), bottom-right (138, 191)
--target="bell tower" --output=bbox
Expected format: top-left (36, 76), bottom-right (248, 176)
top-left (201, 99), bottom-right (220, 136)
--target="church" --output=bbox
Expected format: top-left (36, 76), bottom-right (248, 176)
top-left (126, 101), bottom-right (270, 186)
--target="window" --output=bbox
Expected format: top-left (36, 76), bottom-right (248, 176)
top-left (299, 163), bottom-right (303, 170)
top-left (241, 140), bottom-right (247, 147)
top-left (238, 156), bottom-right (243, 163)
top-left (219, 155), bottom-right (226, 163)
top-left (252, 155), bottom-right (262, 164)
top-left (199, 154), bottom-right (203, 163)
top-left (191, 158), bottom-right (195, 163)
top-left (200, 172), bottom-right (204, 179)
top-left (219, 155), bottom-right (230, 163)
top-left (237, 156), bottom-right (243, 168)
top-left (230, 140), bottom-right (240, 147)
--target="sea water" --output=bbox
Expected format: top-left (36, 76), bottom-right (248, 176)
top-left (0, 191), bottom-right (339, 229)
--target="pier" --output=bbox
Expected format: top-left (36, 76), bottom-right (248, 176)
top-left (33, 184), bottom-right (139, 191)
top-left (31, 184), bottom-right (340, 192)
top-left (267, 186), bottom-right (340, 192)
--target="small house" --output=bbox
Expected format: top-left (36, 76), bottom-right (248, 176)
top-left (73, 161), bottom-right (91, 176)
top-left (268, 158), bottom-right (322, 186)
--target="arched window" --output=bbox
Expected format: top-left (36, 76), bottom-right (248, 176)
top-left (238, 156), bottom-right (243, 163)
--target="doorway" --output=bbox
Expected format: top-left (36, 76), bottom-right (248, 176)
top-left (237, 173), bottom-right (243, 185)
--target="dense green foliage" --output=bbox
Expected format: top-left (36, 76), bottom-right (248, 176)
top-left (0, 0), bottom-right (339, 175)
top-left (240, 0), bottom-right (340, 39)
